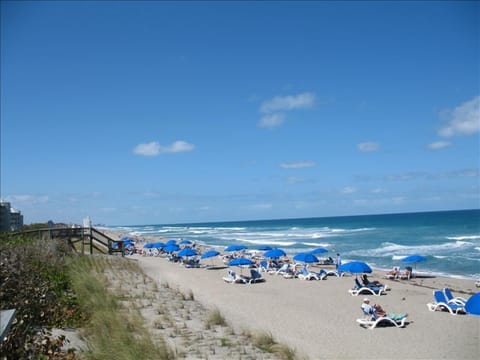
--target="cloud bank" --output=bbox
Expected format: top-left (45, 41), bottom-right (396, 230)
top-left (133, 140), bottom-right (195, 156)
top-left (257, 92), bottom-right (316, 128)
top-left (280, 161), bottom-right (317, 169)
top-left (438, 95), bottom-right (480, 137)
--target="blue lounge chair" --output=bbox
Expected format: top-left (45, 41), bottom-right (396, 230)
top-left (427, 290), bottom-right (466, 315)
top-left (443, 288), bottom-right (467, 306)
top-left (223, 270), bottom-right (249, 284)
top-left (349, 278), bottom-right (386, 296)
top-left (297, 266), bottom-right (319, 280)
top-left (248, 269), bottom-right (266, 284)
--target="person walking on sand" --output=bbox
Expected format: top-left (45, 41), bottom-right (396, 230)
top-left (336, 253), bottom-right (342, 269)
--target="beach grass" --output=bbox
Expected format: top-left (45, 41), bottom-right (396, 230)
top-left (250, 331), bottom-right (298, 360)
top-left (68, 255), bottom-right (174, 360)
top-left (206, 308), bottom-right (228, 327)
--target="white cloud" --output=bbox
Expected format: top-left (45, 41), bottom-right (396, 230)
top-left (6, 194), bottom-right (49, 204)
top-left (280, 161), bottom-right (317, 169)
top-left (341, 186), bottom-right (356, 194)
top-left (257, 92), bottom-right (316, 128)
top-left (438, 95), bottom-right (480, 137)
top-left (357, 142), bottom-right (379, 152)
top-left (260, 92), bottom-right (316, 113)
top-left (257, 113), bottom-right (286, 128)
top-left (427, 141), bottom-right (452, 150)
top-left (133, 140), bottom-right (195, 156)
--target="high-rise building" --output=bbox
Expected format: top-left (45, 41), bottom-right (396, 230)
top-left (0, 202), bottom-right (24, 231)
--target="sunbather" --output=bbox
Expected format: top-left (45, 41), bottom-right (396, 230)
top-left (399, 267), bottom-right (413, 279)
top-left (361, 298), bottom-right (386, 318)
top-left (362, 274), bottom-right (384, 287)
top-left (361, 298), bottom-right (407, 320)
top-left (386, 267), bottom-right (399, 278)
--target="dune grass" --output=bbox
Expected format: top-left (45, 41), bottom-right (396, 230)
top-left (250, 330), bottom-right (297, 360)
top-left (68, 255), bottom-right (174, 360)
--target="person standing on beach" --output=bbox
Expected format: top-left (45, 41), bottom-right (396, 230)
top-left (336, 253), bottom-right (342, 269)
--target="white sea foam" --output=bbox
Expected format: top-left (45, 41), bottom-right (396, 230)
top-left (446, 235), bottom-right (480, 241)
top-left (331, 227), bottom-right (375, 233)
top-left (238, 238), bottom-right (297, 247)
top-left (351, 240), bottom-right (474, 258)
top-left (301, 242), bottom-right (330, 247)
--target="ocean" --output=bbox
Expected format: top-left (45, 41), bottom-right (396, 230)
top-left (107, 209), bottom-right (480, 280)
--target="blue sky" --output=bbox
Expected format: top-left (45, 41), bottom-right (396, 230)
top-left (1, 1), bottom-right (479, 226)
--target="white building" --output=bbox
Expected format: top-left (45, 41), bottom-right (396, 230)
top-left (0, 202), bottom-right (24, 231)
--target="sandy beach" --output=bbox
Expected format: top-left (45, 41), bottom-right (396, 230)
top-left (104, 231), bottom-right (479, 359)
top-left (134, 254), bottom-right (479, 359)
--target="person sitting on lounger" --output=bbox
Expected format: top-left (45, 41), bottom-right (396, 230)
top-left (362, 274), bottom-right (384, 287)
top-left (361, 298), bottom-right (407, 321)
top-left (361, 298), bottom-right (386, 318)
top-left (386, 267), bottom-right (399, 278)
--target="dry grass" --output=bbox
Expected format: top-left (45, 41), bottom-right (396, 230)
top-left (69, 254), bottom-right (297, 359)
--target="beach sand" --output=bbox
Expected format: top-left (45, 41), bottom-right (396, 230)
top-left (103, 232), bottom-right (479, 359)
top-left (131, 254), bottom-right (478, 360)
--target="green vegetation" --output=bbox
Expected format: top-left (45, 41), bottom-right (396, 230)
top-left (250, 331), bottom-right (297, 360)
top-left (0, 233), bottom-right (83, 358)
top-left (0, 232), bottom-right (173, 359)
top-left (68, 256), bottom-right (174, 360)
top-left (206, 308), bottom-right (227, 328)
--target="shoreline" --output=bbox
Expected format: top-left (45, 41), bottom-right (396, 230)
top-left (104, 230), bottom-right (479, 359)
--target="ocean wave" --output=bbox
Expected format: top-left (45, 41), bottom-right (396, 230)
top-left (235, 238), bottom-right (297, 247)
top-left (350, 240), bottom-right (474, 257)
top-left (446, 235), bottom-right (480, 241)
top-left (331, 227), bottom-right (375, 233)
top-left (301, 242), bottom-right (331, 247)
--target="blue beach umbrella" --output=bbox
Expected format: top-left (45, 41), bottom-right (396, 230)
top-left (228, 257), bottom-right (254, 275)
top-left (201, 250), bottom-right (220, 260)
top-left (164, 244), bottom-right (180, 253)
top-left (310, 247), bottom-right (328, 255)
top-left (293, 253), bottom-right (319, 264)
top-left (338, 261), bottom-right (372, 274)
top-left (465, 293), bottom-right (480, 316)
top-left (143, 243), bottom-right (154, 249)
top-left (200, 249), bottom-right (221, 268)
top-left (177, 247), bottom-right (198, 257)
top-left (166, 239), bottom-right (177, 246)
top-left (228, 258), bottom-right (254, 267)
top-left (225, 244), bottom-right (247, 252)
top-left (402, 255), bottom-right (427, 263)
top-left (264, 248), bottom-right (287, 259)
top-left (151, 242), bottom-right (165, 248)
top-left (180, 239), bottom-right (192, 245)
top-left (257, 245), bottom-right (273, 251)
top-left (402, 255), bottom-right (427, 269)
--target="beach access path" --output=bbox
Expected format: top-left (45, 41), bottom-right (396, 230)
top-left (134, 254), bottom-right (479, 360)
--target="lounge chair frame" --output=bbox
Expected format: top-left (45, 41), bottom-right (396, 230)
top-left (356, 316), bottom-right (407, 329)
top-left (442, 288), bottom-right (467, 306)
top-left (349, 279), bottom-right (387, 296)
top-left (427, 290), bottom-right (466, 315)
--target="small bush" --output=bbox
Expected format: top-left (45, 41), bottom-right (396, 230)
top-left (206, 308), bottom-right (227, 327)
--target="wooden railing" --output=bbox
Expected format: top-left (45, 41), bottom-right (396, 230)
top-left (9, 227), bottom-right (124, 256)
